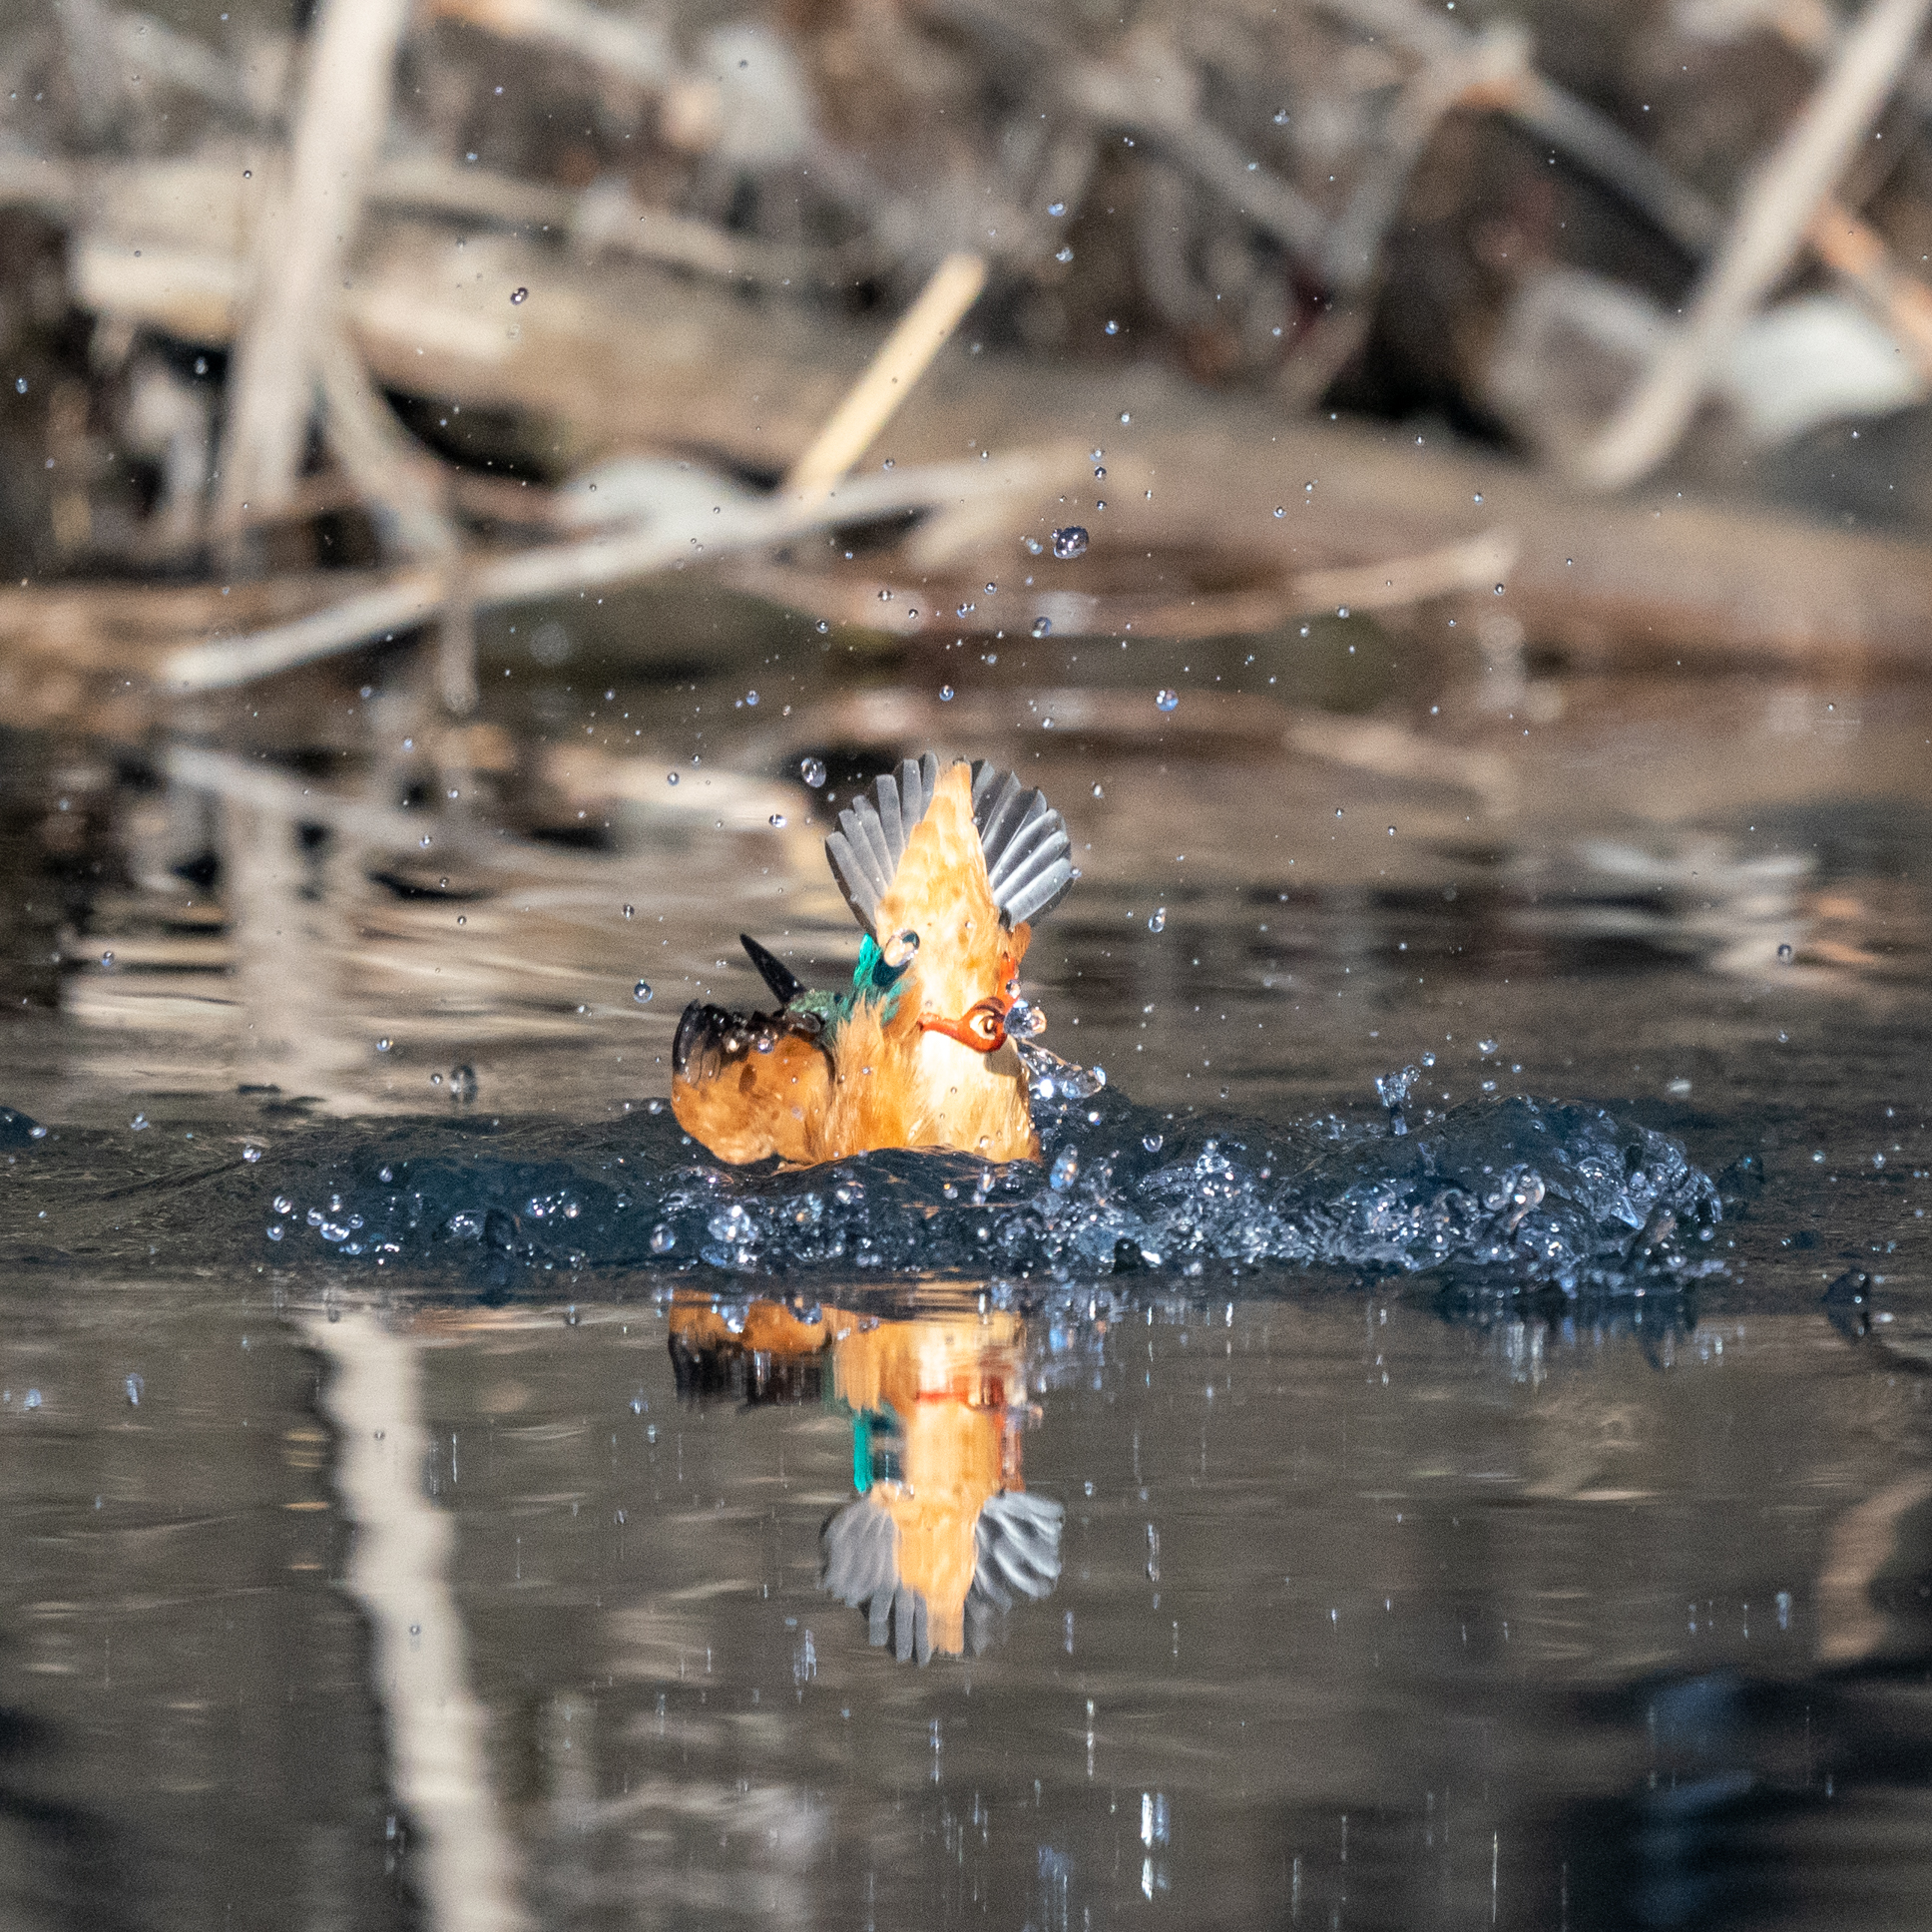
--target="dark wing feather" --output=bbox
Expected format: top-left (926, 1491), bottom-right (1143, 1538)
top-left (670, 1001), bottom-right (831, 1165)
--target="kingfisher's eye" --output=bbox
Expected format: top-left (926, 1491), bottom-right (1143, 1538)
top-left (881, 929), bottom-right (920, 969)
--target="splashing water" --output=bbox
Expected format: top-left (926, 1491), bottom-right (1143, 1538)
top-left (1374, 1065), bottom-right (1419, 1136)
top-left (234, 1069), bottom-right (1727, 1302)
top-left (1010, 1027), bottom-right (1107, 1105)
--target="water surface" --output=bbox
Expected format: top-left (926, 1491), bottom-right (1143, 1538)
top-left (2, 627), bottom-right (1929, 1929)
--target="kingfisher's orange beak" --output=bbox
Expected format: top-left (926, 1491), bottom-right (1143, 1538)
top-left (918, 994), bottom-right (1011, 1053)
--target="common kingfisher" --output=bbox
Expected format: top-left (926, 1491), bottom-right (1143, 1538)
top-left (671, 753), bottom-right (1076, 1166)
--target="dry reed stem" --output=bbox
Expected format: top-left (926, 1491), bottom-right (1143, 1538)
top-left (1319, 0), bottom-right (1725, 253)
top-left (215, 0), bottom-right (411, 525)
top-left (782, 252), bottom-right (989, 500)
top-left (932, 1), bottom-right (1327, 257)
top-left (1319, 20), bottom-right (1532, 294)
top-left (159, 447), bottom-right (1080, 691)
top-left (1807, 194), bottom-right (1932, 368)
top-left (1575, 0), bottom-right (1932, 492)
top-left (423, 0), bottom-right (670, 89)
top-left (1336, 0), bottom-right (1932, 396)
top-left (316, 330), bottom-right (478, 712)
top-left (1292, 530), bottom-right (1521, 616)
top-left (733, 528), bottom-right (1517, 642)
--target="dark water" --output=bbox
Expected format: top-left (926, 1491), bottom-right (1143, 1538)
top-left (2, 634), bottom-right (1931, 1930)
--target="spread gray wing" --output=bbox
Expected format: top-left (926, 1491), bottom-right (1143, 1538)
top-left (823, 751), bottom-right (1076, 934)
top-left (823, 752), bottom-right (941, 934)
top-left (970, 761), bottom-right (1076, 928)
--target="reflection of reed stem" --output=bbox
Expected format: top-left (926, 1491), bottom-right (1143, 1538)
top-left (302, 1305), bottom-right (530, 1932)
top-left (783, 252), bottom-right (988, 502)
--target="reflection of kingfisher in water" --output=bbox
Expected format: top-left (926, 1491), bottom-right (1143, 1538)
top-left (671, 754), bottom-right (1076, 1165)
top-left (670, 1290), bottom-right (1065, 1664)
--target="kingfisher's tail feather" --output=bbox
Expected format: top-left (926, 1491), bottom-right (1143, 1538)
top-left (739, 932), bottom-right (805, 1006)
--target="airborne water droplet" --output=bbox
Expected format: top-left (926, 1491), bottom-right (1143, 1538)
top-left (768, 812), bottom-right (786, 827)
top-left (1777, 942), bottom-right (1793, 961)
top-left (634, 981), bottom-right (653, 1003)
top-left (510, 286), bottom-right (528, 304)
top-left (1032, 618), bottom-right (1052, 638)
top-left (1052, 525), bottom-right (1089, 559)
top-left (1149, 907), bottom-right (1167, 933)
top-left (800, 755), bottom-right (827, 787)
top-left (623, 904), bottom-right (635, 918)
top-left (1155, 689), bottom-right (1178, 712)
top-left (940, 685), bottom-right (955, 701)
top-left (650, 1224), bottom-right (675, 1252)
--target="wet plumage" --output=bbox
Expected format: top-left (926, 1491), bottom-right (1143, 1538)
top-left (670, 755), bottom-right (1076, 1165)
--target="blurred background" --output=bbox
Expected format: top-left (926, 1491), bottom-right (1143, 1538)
top-left (1, 0), bottom-right (1931, 1122)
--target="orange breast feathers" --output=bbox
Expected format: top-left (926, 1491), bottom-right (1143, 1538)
top-left (816, 763), bottom-right (1038, 1163)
